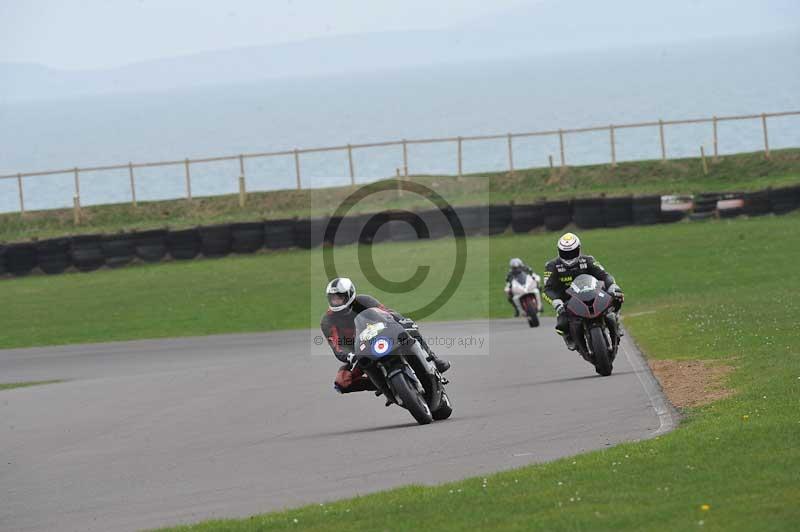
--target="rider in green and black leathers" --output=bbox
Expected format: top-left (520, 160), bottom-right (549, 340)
top-left (543, 233), bottom-right (624, 350)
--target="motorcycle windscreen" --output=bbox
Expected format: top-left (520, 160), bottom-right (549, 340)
top-left (354, 307), bottom-right (398, 358)
top-left (513, 271), bottom-right (529, 285)
top-left (567, 274), bottom-right (601, 301)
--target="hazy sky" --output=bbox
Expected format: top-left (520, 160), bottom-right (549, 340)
top-left (0, 0), bottom-right (526, 70)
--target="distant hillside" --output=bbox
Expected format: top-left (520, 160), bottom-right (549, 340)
top-left (2, 0), bottom-right (797, 103)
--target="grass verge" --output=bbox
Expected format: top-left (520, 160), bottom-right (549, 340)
top-left (3, 213), bottom-right (798, 529)
top-left (1, 148), bottom-right (798, 242)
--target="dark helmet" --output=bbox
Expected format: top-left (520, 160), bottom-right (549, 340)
top-left (326, 277), bottom-right (356, 312)
top-left (557, 232), bottom-right (581, 266)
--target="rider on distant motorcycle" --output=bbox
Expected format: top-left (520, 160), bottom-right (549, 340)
top-left (320, 277), bottom-right (450, 394)
top-left (543, 233), bottom-right (624, 350)
top-left (505, 257), bottom-right (541, 317)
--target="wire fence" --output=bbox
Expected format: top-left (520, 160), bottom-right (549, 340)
top-left (2, 110), bottom-right (798, 214)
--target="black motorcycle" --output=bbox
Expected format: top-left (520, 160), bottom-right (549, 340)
top-left (353, 307), bottom-right (452, 425)
top-left (565, 274), bottom-right (622, 376)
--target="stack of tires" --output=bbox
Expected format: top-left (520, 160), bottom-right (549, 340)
top-left (573, 198), bottom-right (606, 229)
top-left (769, 185), bottom-right (800, 214)
top-left (134, 230), bottom-right (168, 263)
top-left (231, 222), bottom-right (265, 253)
top-left (543, 200), bottom-right (572, 231)
top-left (37, 238), bottom-right (72, 275)
top-left (167, 228), bottom-right (201, 260)
top-left (417, 208), bottom-right (457, 240)
top-left (690, 193), bottom-right (720, 220)
top-left (264, 219), bottom-right (296, 249)
top-left (452, 206), bottom-right (490, 236)
top-left (717, 193), bottom-right (745, 219)
top-left (102, 233), bottom-right (136, 268)
top-left (71, 235), bottom-right (105, 272)
top-left (199, 225), bottom-right (232, 257)
top-left (325, 216), bottom-right (361, 247)
top-left (5, 243), bottom-right (38, 276)
top-left (604, 196), bottom-right (633, 227)
top-left (632, 196), bottom-right (661, 225)
top-left (511, 202), bottom-right (543, 233)
top-left (488, 205), bottom-right (512, 235)
top-left (293, 218), bottom-right (328, 249)
top-left (660, 195), bottom-right (693, 223)
top-left (744, 190), bottom-right (771, 216)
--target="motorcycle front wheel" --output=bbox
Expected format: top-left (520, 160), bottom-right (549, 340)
top-left (589, 326), bottom-right (613, 376)
top-left (389, 372), bottom-right (433, 425)
top-left (521, 296), bottom-right (540, 327)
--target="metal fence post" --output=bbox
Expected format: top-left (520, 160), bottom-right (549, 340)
top-left (712, 116), bottom-right (719, 162)
top-left (558, 129), bottom-right (566, 168)
top-left (457, 136), bottom-right (463, 177)
top-left (761, 113), bottom-right (770, 159)
top-left (184, 158), bottom-right (192, 201)
top-left (128, 162), bottom-right (137, 207)
top-left (347, 144), bottom-right (355, 186)
top-left (658, 119), bottom-right (666, 161)
top-left (507, 133), bottom-right (515, 174)
top-left (294, 149), bottom-right (302, 190)
top-left (402, 140), bottom-right (409, 177)
top-left (17, 173), bottom-right (25, 214)
top-left (609, 125), bottom-right (617, 167)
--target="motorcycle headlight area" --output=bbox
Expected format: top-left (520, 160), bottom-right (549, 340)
top-left (371, 336), bottom-right (394, 357)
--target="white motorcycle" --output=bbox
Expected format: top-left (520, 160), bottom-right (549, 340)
top-left (505, 270), bottom-right (543, 327)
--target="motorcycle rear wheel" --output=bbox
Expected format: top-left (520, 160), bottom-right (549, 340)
top-left (590, 327), bottom-right (613, 376)
top-left (389, 372), bottom-right (433, 425)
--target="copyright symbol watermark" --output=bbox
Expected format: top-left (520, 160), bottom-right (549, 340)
top-left (321, 179), bottom-right (467, 321)
top-left (313, 335), bottom-right (324, 346)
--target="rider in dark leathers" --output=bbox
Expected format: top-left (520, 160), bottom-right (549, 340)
top-left (320, 277), bottom-right (450, 394)
top-left (543, 233), bottom-right (624, 350)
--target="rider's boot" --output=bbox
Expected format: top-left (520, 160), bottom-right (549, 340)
top-left (556, 328), bottom-right (577, 351)
top-left (428, 351), bottom-right (451, 373)
top-left (413, 333), bottom-right (451, 373)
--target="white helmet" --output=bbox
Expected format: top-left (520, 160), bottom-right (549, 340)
top-left (509, 257), bottom-right (524, 269)
top-left (557, 233), bottom-right (581, 266)
top-left (326, 277), bottom-right (356, 312)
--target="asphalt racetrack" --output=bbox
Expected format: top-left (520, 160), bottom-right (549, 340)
top-left (1, 318), bottom-right (675, 531)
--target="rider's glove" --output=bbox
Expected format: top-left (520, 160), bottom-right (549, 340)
top-left (346, 352), bottom-right (356, 368)
top-left (608, 284), bottom-right (624, 301)
top-left (552, 299), bottom-right (565, 315)
top-left (396, 317), bottom-right (416, 329)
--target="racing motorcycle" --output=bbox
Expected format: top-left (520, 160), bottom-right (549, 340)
top-left (505, 270), bottom-right (542, 327)
top-left (353, 307), bottom-right (452, 425)
top-left (565, 274), bottom-right (622, 376)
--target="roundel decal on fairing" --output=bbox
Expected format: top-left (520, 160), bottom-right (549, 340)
top-left (372, 336), bottom-right (393, 356)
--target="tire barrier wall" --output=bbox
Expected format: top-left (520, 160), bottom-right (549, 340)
top-left (543, 200), bottom-right (572, 231)
top-left (199, 224), bottom-right (232, 257)
top-left (135, 230), bottom-right (168, 263)
top-left (2, 186), bottom-right (799, 278)
top-left (167, 229), bottom-right (201, 260)
top-left (37, 238), bottom-right (72, 275)
top-left (102, 234), bottom-right (135, 269)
